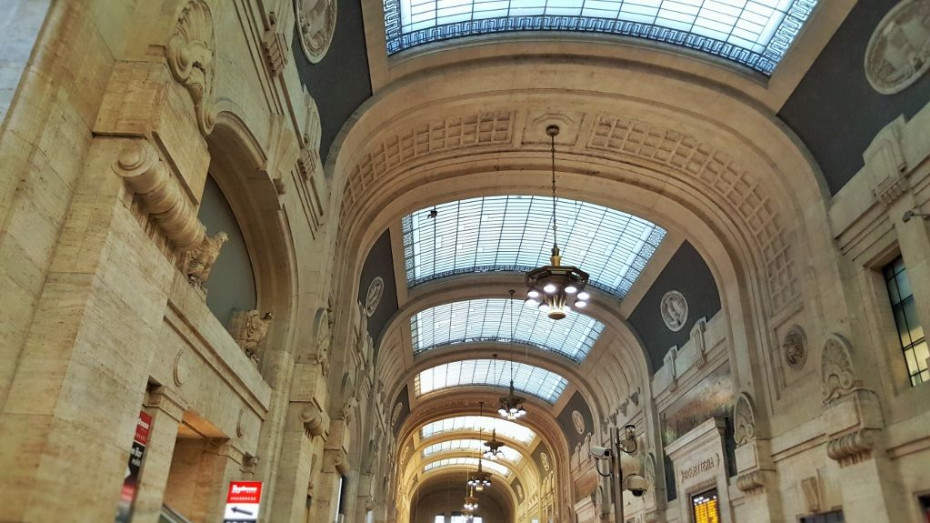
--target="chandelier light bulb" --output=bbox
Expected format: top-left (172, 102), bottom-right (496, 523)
top-left (565, 285), bottom-right (578, 294)
top-left (528, 290), bottom-right (539, 298)
top-left (575, 300), bottom-right (587, 308)
top-left (525, 298), bottom-right (539, 308)
top-left (577, 291), bottom-right (590, 301)
top-left (543, 283), bottom-right (557, 294)
top-left (539, 303), bottom-right (550, 312)
top-left (498, 406), bottom-right (508, 416)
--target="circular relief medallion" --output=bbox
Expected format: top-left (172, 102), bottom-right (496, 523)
top-left (782, 326), bottom-right (807, 370)
top-left (391, 401), bottom-right (403, 427)
top-left (865, 0), bottom-right (930, 95)
top-left (660, 290), bottom-right (689, 332)
top-left (365, 277), bottom-right (384, 317)
top-left (540, 451), bottom-right (550, 472)
top-left (571, 410), bottom-right (586, 435)
top-left (295, 0), bottom-right (337, 63)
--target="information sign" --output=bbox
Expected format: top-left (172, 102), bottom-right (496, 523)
top-left (691, 488), bottom-right (720, 523)
top-left (115, 411), bottom-right (153, 523)
top-left (223, 481), bottom-right (263, 523)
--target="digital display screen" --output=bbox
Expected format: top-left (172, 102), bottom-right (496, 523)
top-left (691, 488), bottom-right (720, 523)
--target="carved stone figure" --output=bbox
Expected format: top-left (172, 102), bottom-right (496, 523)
top-left (541, 451), bottom-right (550, 471)
top-left (166, 0), bottom-right (216, 134)
top-left (365, 276), bottom-right (384, 317)
top-left (313, 308), bottom-right (332, 375)
top-left (660, 290), bottom-right (688, 331)
top-left (821, 335), bottom-right (858, 404)
top-left (782, 326), bottom-right (807, 369)
top-left (733, 393), bottom-right (756, 447)
top-left (295, 0), bottom-right (337, 63)
top-left (391, 402), bottom-right (403, 427)
top-left (183, 232), bottom-right (228, 288)
top-left (865, 0), bottom-right (930, 95)
top-left (229, 310), bottom-right (273, 363)
top-left (342, 395), bottom-right (359, 423)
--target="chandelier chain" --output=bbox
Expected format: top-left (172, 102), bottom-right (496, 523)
top-left (550, 131), bottom-right (559, 251)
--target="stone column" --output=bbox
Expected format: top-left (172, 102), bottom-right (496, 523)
top-left (133, 387), bottom-right (187, 523)
top-left (0, 137), bottom-right (177, 521)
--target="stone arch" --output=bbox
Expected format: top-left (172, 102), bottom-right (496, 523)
top-left (205, 111), bottom-right (299, 366)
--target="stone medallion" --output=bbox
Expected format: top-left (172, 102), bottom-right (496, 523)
top-left (571, 410), bottom-right (586, 435)
top-left (295, 0), bottom-right (337, 63)
top-left (660, 290), bottom-right (689, 332)
top-left (782, 325), bottom-right (807, 370)
top-left (365, 276), bottom-right (384, 317)
top-left (865, 0), bottom-right (930, 94)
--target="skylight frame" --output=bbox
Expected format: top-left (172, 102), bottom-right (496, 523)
top-left (410, 298), bottom-right (604, 363)
top-left (423, 457), bottom-right (511, 476)
top-left (415, 359), bottom-right (568, 404)
top-left (383, 0), bottom-right (820, 75)
top-left (422, 439), bottom-right (523, 462)
top-left (421, 415), bottom-right (537, 444)
top-left (401, 196), bottom-right (666, 299)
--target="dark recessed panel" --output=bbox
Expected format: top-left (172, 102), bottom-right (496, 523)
top-left (292, 0), bottom-right (372, 163)
top-left (556, 391), bottom-right (594, 449)
top-left (357, 229), bottom-right (399, 353)
top-left (779, 1), bottom-right (930, 195)
top-left (627, 241), bottom-right (721, 374)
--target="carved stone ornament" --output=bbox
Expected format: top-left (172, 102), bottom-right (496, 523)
top-left (736, 470), bottom-right (767, 494)
top-left (228, 310), bottom-right (273, 363)
top-left (733, 393), bottom-right (756, 447)
top-left (865, 0), bottom-right (930, 95)
top-left (826, 429), bottom-right (877, 465)
top-left (800, 476), bottom-right (822, 513)
top-left (571, 410), bottom-right (586, 434)
top-left (182, 231), bottom-right (228, 288)
top-left (821, 334), bottom-right (859, 404)
top-left (782, 325), bottom-right (807, 370)
top-left (301, 404), bottom-right (325, 437)
top-left (516, 483), bottom-right (524, 501)
top-left (295, 0), bottom-right (337, 63)
top-left (365, 276), bottom-right (384, 317)
top-left (541, 451), bottom-right (550, 471)
top-left (660, 290), bottom-right (688, 332)
top-left (114, 140), bottom-right (206, 251)
top-left (391, 402), bottom-right (403, 427)
top-left (166, 0), bottom-right (216, 134)
top-left (172, 350), bottom-right (187, 386)
top-left (313, 307), bottom-right (331, 375)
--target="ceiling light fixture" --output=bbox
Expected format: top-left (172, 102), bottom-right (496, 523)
top-left (463, 485), bottom-right (479, 512)
top-left (499, 290), bottom-right (526, 419)
top-left (468, 403), bottom-right (493, 491)
top-left (483, 428), bottom-right (505, 460)
top-left (525, 125), bottom-right (590, 319)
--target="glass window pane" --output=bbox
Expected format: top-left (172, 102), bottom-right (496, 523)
top-left (421, 416), bottom-right (536, 443)
top-left (903, 299), bottom-right (925, 343)
top-left (411, 298), bottom-right (604, 362)
top-left (384, 0), bottom-right (818, 74)
top-left (415, 359), bottom-right (568, 403)
top-left (402, 196), bottom-right (665, 297)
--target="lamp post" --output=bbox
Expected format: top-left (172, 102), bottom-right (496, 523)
top-left (610, 424), bottom-right (638, 523)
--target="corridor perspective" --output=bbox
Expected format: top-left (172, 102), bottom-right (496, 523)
top-left (2, 0), bottom-right (930, 522)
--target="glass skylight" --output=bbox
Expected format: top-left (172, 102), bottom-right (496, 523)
top-left (423, 457), bottom-right (511, 476)
top-left (411, 298), bottom-right (603, 362)
top-left (383, 0), bottom-right (819, 75)
top-left (422, 439), bottom-right (523, 462)
top-left (402, 196), bottom-right (665, 299)
top-left (415, 359), bottom-right (568, 403)
top-left (421, 416), bottom-right (536, 444)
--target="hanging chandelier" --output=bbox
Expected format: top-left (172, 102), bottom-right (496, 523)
top-left (469, 403), bottom-right (493, 491)
top-left (463, 485), bottom-right (479, 511)
top-left (483, 428), bottom-right (505, 460)
top-left (499, 291), bottom-right (526, 419)
top-left (525, 125), bottom-right (590, 320)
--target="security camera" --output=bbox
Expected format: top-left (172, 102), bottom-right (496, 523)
top-left (590, 446), bottom-right (611, 459)
top-left (625, 474), bottom-right (648, 497)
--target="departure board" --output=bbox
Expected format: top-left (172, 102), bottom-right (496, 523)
top-left (691, 489), bottom-right (720, 523)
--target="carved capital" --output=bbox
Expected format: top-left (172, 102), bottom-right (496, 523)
top-left (733, 393), bottom-right (757, 447)
top-left (113, 140), bottom-right (205, 251)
